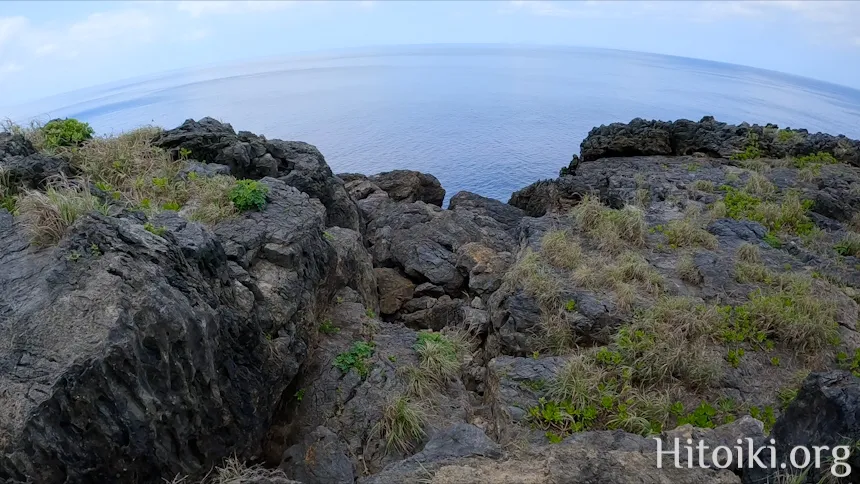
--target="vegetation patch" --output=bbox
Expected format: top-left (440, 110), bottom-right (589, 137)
top-left (834, 233), bottom-right (860, 257)
top-left (663, 218), bottom-right (718, 250)
top-left (722, 187), bottom-right (815, 236)
top-left (375, 395), bottom-right (427, 454)
top-left (793, 151), bottom-right (838, 170)
top-left (17, 180), bottom-right (109, 246)
top-left (729, 132), bottom-right (762, 161)
top-left (334, 341), bottom-right (375, 377)
top-left (42, 118), bottom-right (94, 148)
top-left (319, 319), bottom-right (340, 335)
top-left (229, 179), bottom-right (269, 212)
top-left (571, 195), bottom-right (646, 253)
top-left (541, 230), bottom-right (582, 270)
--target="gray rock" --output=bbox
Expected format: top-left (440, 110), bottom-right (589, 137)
top-left (179, 160), bottom-right (232, 179)
top-left (155, 117), bottom-right (360, 230)
top-left (456, 242), bottom-right (513, 296)
top-left (374, 268), bottom-right (414, 315)
top-left (370, 170), bottom-right (445, 206)
top-left (414, 282), bottom-right (445, 298)
top-left (327, 227), bottom-right (379, 311)
top-left (401, 295), bottom-right (464, 331)
top-left (485, 356), bottom-right (566, 439)
top-left (0, 132), bottom-right (70, 189)
top-left (663, 416), bottom-right (765, 471)
top-left (448, 191), bottom-right (525, 232)
top-left (743, 371), bottom-right (860, 484)
top-left (488, 288), bottom-right (542, 356)
top-left (280, 426), bottom-right (355, 484)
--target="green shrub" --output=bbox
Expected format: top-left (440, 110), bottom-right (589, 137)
top-left (229, 179), bottom-right (269, 211)
top-left (730, 133), bottom-right (762, 161)
top-left (677, 402), bottom-right (718, 429)
top-left (42, 118), bottom-right (94, 148)
top-left (793, 152), bottom-right (838, 169)
top-left (334, 341), bottom-right (375, 377)
top-left (319, 319), bottom-right (340, 335)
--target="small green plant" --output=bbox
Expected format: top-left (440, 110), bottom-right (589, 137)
top-left (564, 299), bottom-right (577, 312)
top-left (546, 431), bottom-right (564, 444)
top-left (334, 341), bottom-right (375, 377)
top-left (595, 347), bottom-right (623, 366)
top-left (793, 151), bottom-right (838, 169)
top-left (834, 233), bottom-right (860, 257)
top-left (162, 201), bottom-right (181, 211)
top-left (730, 132), bottom-right (762, 161)
top-left (89, 243), bottom-right (102, 256)
top-left (42, 118), bottom-right (94, 148)
top-left (763, 232), bottom-right (782, 248)
top-left (777, 129), bottom-right (799, 143)
top-left (388, 355), bottom-right (397, 363)
top-left (727, 348), bottom-right (745, 368)
top-left (229, 179), bottom-right (269, 211)
top-left (528, 397), bottom-right (598, 435)
top-left (837, 349), bottom-right (860, 377)
top-left (319, 319), bottom-right (340, 335)
top-left (323, 231), bottom-right (335, 241)
top-left (294, 389), bottom-right (305, 402)
top-left (143, 222), bottom-right (167, 237)
top-left (677, 401), bottom-right (718, 429)
top-left (532, 350), bottom-right (540, 359)
top-left (66, 251), bottom-right (81, 262)
top-left (771, 356), bottom-right (781, 367)
top-left (749, 405), bottom-right (777, 433)
top-left (777, 387), bottom-right (797, 410)
top-left (178, 147), bottom-right (192, 160)
top-left (365, 308), bottom-right (377, 319)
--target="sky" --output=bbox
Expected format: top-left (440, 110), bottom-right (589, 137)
top-left (1, 0), bottom-right (859, 106)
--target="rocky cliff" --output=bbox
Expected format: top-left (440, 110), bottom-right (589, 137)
top-left (1, 116), bottom-right (859, 484)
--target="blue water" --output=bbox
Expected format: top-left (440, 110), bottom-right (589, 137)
top-left (8, 45), bottom-right (860, 202)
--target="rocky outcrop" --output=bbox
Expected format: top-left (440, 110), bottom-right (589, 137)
top-left (370, 170), bottom-right (446, 206)
top-left (578, 116), bottom-right (860, 165)
top-left (0, 178), bottom-right (339, 483)
top-left (0, 132), bottom-right (70, 188)
top-left (743, 371), bottom-right (860, 484)
top-left (155, 118), bottom-right (360, 230)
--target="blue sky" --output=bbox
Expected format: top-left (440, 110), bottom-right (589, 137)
top-left (2, 0), bottom-right (859, 105)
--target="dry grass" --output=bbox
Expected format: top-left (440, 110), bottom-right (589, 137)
top-left (737, 243), bottom-right (761, 263)
top-left (2, 119), bottom-right (47, 151)
top-left (664, 218), bottom-right (718, 249)
top-left (208, 457), bottom-right (291, 484)
top-left (744, 172), bottom-right (777, 198)
top-left (375, 395), bottom-right (427, 454)
top-left (676, 254), bottom-right (702, 284)
top-left (571, 195), bottom-right (646, 253)
top-left (17, 178), bottom-right (109, 245)
top-left (850, 213), bottom-right (860, 233)
top-left (541, 230), bottom-right (582, 270)
top-left (506, 249), bottom-right (562, 307)
top-left (691, 180), bottom-right (715, 193)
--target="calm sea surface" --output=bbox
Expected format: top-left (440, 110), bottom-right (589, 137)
top-left (9, 45), bottom-right (860, 202)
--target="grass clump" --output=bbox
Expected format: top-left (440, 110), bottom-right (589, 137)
top-left (541, 230), bottom-right (582, 270)
top-left (413, 330), bottom-right (467, 383)
top-left (507, 249), bottom-right (561, 307)
top-left (143, 222), bottom-right (167, 237)
top-left (375, 395), bottom-right (427, 453)
top-left (691, 180), bottom-right (715, 192)
top-left (17, 179), bottom-right (109, 245)
top-left (834, 232), bottom-right (860, 257)
top-left (42, 118), bottom-right (94, 148)
top-left (663, 218), bottom-right (718, 249)
top-left (319, 319), bottom-right (340, 335)
top-left (677, 254), bottom-right (702, 284)
top-left (0, 169), bottom-right (15, 213)
top-left (737, 243), bottom-right (761, 263)
top-left (229, 179), bottom-right (269, 211)
top-left (744, 172), bottom-right (776, 198)
top-left (723, 187), bottom-right (815, 236)
top-left (572, 195), bottom-right (646, 253)
top-left (334, 341), bottom-right (375, 377)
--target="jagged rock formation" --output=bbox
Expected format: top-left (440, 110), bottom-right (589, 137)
top-left (1, 116), bottom-right (859, 484)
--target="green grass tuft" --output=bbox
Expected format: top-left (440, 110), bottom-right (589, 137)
top-left (229, 179), bottom-right (269, 211)
top-left (17, 179), bottom-right (109, 246)
top-left (376, 396), bottom-right (427, 454)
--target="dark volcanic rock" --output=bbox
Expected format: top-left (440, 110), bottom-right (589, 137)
top-left (743, 371), bottom-right (860, 484)
top-left (580, 116), bottom-right (860, 165)
top-left (374, 267), bottom-right (414, 315)
top-left (280, 426), bottom-right (355, 484)
top-left (155, 117), bottom-right (360, 229)
top-left (0, 132), bottom-right (70, 188)
top-left (0, 179), bottom-right (338, 483)
top-left (370, 170), bottom-right (445, 206)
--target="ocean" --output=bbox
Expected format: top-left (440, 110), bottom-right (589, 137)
top-left (8, 45), bottom-right (860, 203)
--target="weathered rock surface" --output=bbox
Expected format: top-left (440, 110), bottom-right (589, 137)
top-left (370, 170), bottom-right (445, 206)
top-left (743, 371), bottom-right (860, 484)
top-left (0, 178), bottom-right (338, 483)
top-left (578, 116), bottom-right (860, 165)
top-left (374, 268), bottom-right (414, 315)
top-left (155, 118), bottom-right (360, 230)
top-left (0, 132), bottom-right (70, 188)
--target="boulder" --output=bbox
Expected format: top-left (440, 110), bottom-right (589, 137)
top-left (742, 371), bottom-right (860, 484)
top-left (279, 426), bottom-right (355, 484)
top-left (448, 191), bottom-right (525, 233)
top-left (455, 242), bottom-right (513, 296)
top-left (374, 268), bottom-right (414, 315)
top-left (155, 118), bottom-right (360, 230)
top-left (0, 132), bottom-right (70, 188)
top-left (370, 170), bottom-right (445, 206)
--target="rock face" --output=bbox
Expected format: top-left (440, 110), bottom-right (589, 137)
top-left (743, 371), bottom-right (860, 484)
top-left (154, 117), bottom-right (360, 230)
top-left (0, 132), bottom-right (70, 188)
top-left (370, 170), bottom-right (446, 206)
top-left (578, 116), bottom-right (860, 165)
top-left (0, 179), bottom-right (338, 483)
